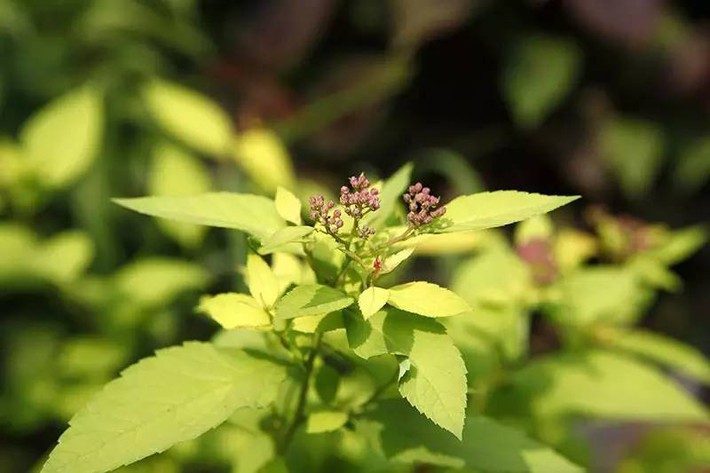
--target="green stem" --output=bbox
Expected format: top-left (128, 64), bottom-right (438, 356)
top-left (279, 332), bottom-right (323, 453)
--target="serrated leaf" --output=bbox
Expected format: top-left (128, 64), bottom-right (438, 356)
top-left (507, 350), bottom-right (708, 422)
top-left (609, 329), bottom-right (710, 385)
top-left (232, 128), bottom-right (295, 193)
top-left (21, 86), bottom-right (103, 188)
top-left (345, 308), bottom-right (467, 438)
top-left (198, 293), bottom-right (271, 329)
top-left (246, 253), bottom-right (280, 309)
top-left (439, 191), bottom-right (579, 233)
top-left (358, 287), bottom-right (390, 320)
top-left (142, 80), bottom-right (233, 156)
top-left (258, 226), bottom-right (313, 255)
top-left (274, 285), bottom-right (353, 320)
top-left (388, 281), bottom-right (472, 318)
top-left (148, 142), bottom-right (211, 248)
top-left (503, 36), bottom-right (581, 128)
top-left (41, 342), bottom-right (287, 473)
top-left (601, 118), bottom-right (664, 199)
top-left (306, 410), bottom-right (349, 434)
top-left (368, 400), bottom-right (583, 472)
top-left (114, 193), bottom-right (286, 242)
top-left (274, 187), bottom-right (302, 224)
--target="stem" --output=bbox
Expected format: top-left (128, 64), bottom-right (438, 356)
top-left (279, 332), bottom-right (323, 453)
top-left (381, 226), bottom-right (415, 249)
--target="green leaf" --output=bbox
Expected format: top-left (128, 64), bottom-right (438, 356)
top-left (306, 410), bottom-right (349, 434)
top-left (364, 163), bottom-right (413, 228)
top-left (114, 193), bottom-right (286, 242)
top-left (258, 226), bottom-right (313, 255)
top-left (503, 36), bottom-right (581, 129)
top-left (345, 309), bottom-right (467, 438)
top-left (368, 400), bottom-right (583, 472)
top-left (451, 248), bottom-right (532, 308)
top-left (609, 329), bottom-right (710, 385)
top-left (358, 287), bottom-right (390, 320)
top-left (148, 142), bottom-right (211, 248)
top-left (246, 253), bottom-right (280, 309)
top-left (198, 293), bottom-right (271, 329)
top-left (601, 118), bottom-right (664, 199)
top-left (505, 350), bottom-right (708, 422)
top-left (646, 225), bottom-right (707, 266)
top-left (232, 128), bottom-right (296, 193)
top-left (274, 186), bottom-right (302, 225)
top-left (274, 285), bottom-right (354, 320)
top-left (37, 231), bottom-right (94, 284)
top-left (113, 258), bottom-right (208, 309)
top-left (440, 191), bottom-right (579, 233)
top-left (387, 281), bottom-right (472, 318)
top-left (21, 86), bottom-right (103, 188)
top-left (41, 342), bottom-right (287, 473)
top-left (673, 135), bottom-right (710, 195)
top-left (380, 248), bottom-right (414, 274)
top-left (142, 80), bottom-right (233, 156)
top-left (551, 267), bottom-right (650, 327)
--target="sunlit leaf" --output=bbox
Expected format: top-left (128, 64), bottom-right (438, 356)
top-left (388, 281), bottom-right (472, 318)
top-left (306, 410), bottom-right (349, 434)
top-left (274, 187), bottom-right (302, 224)
top-left (114, 193), bottom-right (286, 242)
top-left (358, 286), bottom-right (390, 319)
top-left (246, 253), bottom-right (280, 309)
top-left (37, 231), bottom-right (94, 284)
top-left (41, 342), bottom-right (287, 473)
top-left (233, 128), bottom-right (295, 194)
top-left (198, 293), bottom-right (271, 329)
top-left (21, 86), bottom-right (103, 188)
top-left (439, 191), bottom-right (579, 233)
top-left (258, 226), bottom-right (313, 255)
top-left (274, 285), bottom-right (354, 320)
top-left (143, 80), bottom-right (233, 157)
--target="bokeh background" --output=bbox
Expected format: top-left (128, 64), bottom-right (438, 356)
top-left (1, 0), bottom-right (708, 472)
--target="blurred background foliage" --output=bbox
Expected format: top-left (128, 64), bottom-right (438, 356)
top-left (0, 0), bottom-right (708, 472)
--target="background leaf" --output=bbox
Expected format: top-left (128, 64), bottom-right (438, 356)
top-left (148, 142), bottom-right (211, 248)
top-left (503, 36), bottom-right (581, 128)
top-left (142, 80), bottom-right (233, 157)
top-left (368, 399), bottom-right (582, 472)
top-left (21, 86), bottom-right (103, 188)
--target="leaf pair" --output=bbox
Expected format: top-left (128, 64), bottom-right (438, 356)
top-left (358, 281), bottom-right (472, 320)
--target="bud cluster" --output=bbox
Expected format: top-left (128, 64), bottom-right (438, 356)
top-left (403, 183), bottom-right (446, 228)
top-left (339, 173), bottom-right (380, 238)
top-left (309, 194), bottom-right (343, 234)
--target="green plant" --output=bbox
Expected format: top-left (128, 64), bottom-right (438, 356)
top-left (40, 166), bottom-right (585, 473)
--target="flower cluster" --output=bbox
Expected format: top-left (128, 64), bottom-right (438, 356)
top-left (403, 182), bottom-right (446, 228)
top-left (309, 194), bottom-right (343, 234)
